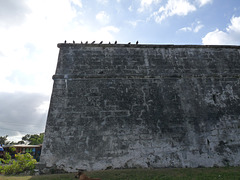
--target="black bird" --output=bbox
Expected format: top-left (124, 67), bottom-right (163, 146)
top-left (109, 42), bottom-right (111, 44)
top-left (85, 41), bottom-right (88, 44)
top-left (136, 41), bottom-right (138, 45)
top-left (128, 42), bottom-right (131, 44)
top-left (91, 41), bottom-right (95, 44)
top-left (81, 41), bottom-right (83, 44)
top-left (64, 40), bottom-right (67, 43)
top-left (114, 41), bottom-right (117, 44)
top-left (73, 40), bottom-right (75, 44)
top-left (99, 41), bottom-right (103, 44)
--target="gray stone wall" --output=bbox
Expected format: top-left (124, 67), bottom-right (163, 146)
top-left (40, 44), bottom-right (240, 172)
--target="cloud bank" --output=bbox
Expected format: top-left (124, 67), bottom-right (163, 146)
top-left (179, 21), bottom-right (204, 33)
top-left (0, 0), bottom-right (31, 27)
top-left (96, 11), bottom-right (110, 25)
top-left (197, 0), bottom-right (213, 7)
top-left (152, 0), bottom-right (196, 23)
top-left (136, 0), bottom-right (213, 24)
top-left (0, 0), bottom-right (120, 141)
top-left (202, 16), bottom-right (240, 45)
top-left (0, 92), bottom-right (49, 140)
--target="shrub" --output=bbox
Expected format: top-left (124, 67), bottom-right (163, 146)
top-left (1, 153), bottom-right (37, 175)
top-left (0, 152), bottom-right (12, 164)
top-left (9, 147), bottom-right (16, 153)
top-left (0, 158), bottom-right (5, 164)
top-left (0, 165), bottom-right (3, 174)
top-left (4, 152), bottom-right (11, 164)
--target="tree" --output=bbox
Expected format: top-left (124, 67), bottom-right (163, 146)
top-left (17, 140), bottom-right (25, 144)
top-left (22, 134), bottom-right (31, 142)
top-left (21, 133), bottom-right (44, 145)
top-left (0, 135), bottom-right (9, 145)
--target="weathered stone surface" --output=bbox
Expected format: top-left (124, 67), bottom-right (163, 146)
top-left (40, 43), bottom-right (240, 172)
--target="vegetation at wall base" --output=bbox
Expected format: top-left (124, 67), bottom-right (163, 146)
top-left (0, 153), bottom-right (37, 175)
top-left (0, 152), bottom-right (12, 164)
top-left (0, 167), bottom-right (240, 180)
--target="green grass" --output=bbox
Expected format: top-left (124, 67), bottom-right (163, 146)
top-left (1, 167), bottom-right (240, 180)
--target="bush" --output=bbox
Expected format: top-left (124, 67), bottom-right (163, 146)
top-left (9, 147), bottom-right (16, 153)
top-left (1, 153), bottom-right (37, 175)
top-left (0, 165), bottom-right (3, 174)
top-left (0, 158), bottom-right (5, 164)
top-left (0, 152), bottom-right (12, 164)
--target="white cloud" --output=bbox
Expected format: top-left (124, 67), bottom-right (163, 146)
top-left (0, 0), bottom-right (31, 27)
top-left (97, 0), bottom-right (108, 4)
top-left (194, 24), bottom-right (204, 32)
top-left (0, 0), bottom-right (115, 140)
top-left (70, 0), bottom-right (82, 8)
top-left (59, 25), bottom-right (119, 43)
top-left (127, 20), bottom-right (144, 27)
top-left (8, 133), bottom-right (23, 143)
top-left (88, 26), bottom-right (119, 43)
top-left (35, 101), bottom-right (49, 114)
top-left (202, 29), bottom-right (229, 44)
top-left (128, 5), bottom-right (133, 12)
top-left (0, 92), bottom-right (48, 140)
top-left (227, 16), bottom-right (240, 33)
top-left (128, 21), bottom-right (138, 27)
top-left (152, 0), bottom-right (196, 23)
top-left (179, 27), bottom-right (192, 32)
top-left (0, 0), bottom-right (78, 95)
top-left (179, 21), bottom-right (204, 33)
top-left (202, 16), bottom-right (240, 45)
top-left (138, 0), bottom-right (161, 12)
top-left (101, 26), bottom-right (120, 33)
top-left (96, 11), bottom-right (110, 25)
top-left (0, 0), bottom-right (119, 95)
top-left (196, 0), bottom-right (213, 7)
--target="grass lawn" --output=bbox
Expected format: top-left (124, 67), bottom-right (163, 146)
top-left (1, 167), bottom-right (240, 180)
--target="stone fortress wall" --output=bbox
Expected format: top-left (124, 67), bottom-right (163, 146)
top-left (40, 43), bottom-right (240, 172)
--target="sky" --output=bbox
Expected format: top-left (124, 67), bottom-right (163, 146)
top-left (0, 0), bottom-right (240, 142)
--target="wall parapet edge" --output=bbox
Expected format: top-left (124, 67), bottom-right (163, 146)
top-left (57, 43), bottom-right (240, 49)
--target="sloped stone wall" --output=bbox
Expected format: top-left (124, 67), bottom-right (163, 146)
top-left (40, 44), bottom-right (240, 172)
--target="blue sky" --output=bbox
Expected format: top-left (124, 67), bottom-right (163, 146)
top-left (0, 0), bottom-right (240, 142)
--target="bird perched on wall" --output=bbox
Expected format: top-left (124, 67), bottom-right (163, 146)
top-left (114, 41), bottom-right (117, 44)
top-left (64, 40), bottom-right (67, 43)
top-left (109, 42), bottom-right (111, 44)
top-left (81, 41), bottom-right (83, 44)
top-left (73, 40), bottom-right (75, 44)
top-left (128, 42), bottom-right (131, 44)
top-left (91, 41), bottom-right (95, 44)
top-left (136, 41), bottom-right (139, 45)
top-left (99, 41), bottom-right (103, 44)
top-left (85, 41), bottom-right (88, 44)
